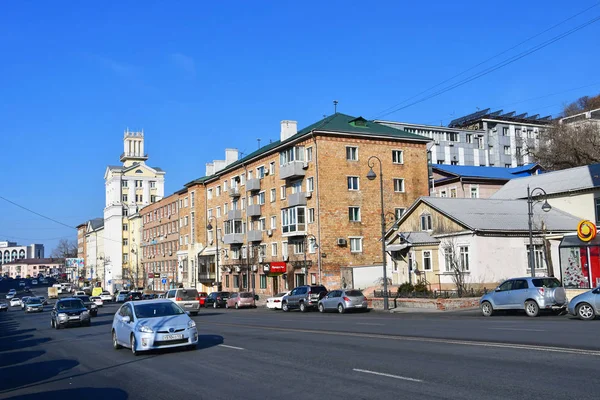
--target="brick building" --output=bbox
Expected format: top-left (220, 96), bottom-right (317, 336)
top-left (154, 113), bottom-right (430, 297)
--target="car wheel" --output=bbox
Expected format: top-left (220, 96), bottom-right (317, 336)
top-left (337, 304), bottom-right (345, 314)
top-left (51, 318), bottom-right (54, 328)
top-left (481, 301), bottom-right (494, 317)
top-left (131, 335), bottom-right (139, 356)
top-left (113, 330), bottom-right (122, 349)
top-left (299, 302), bottom-right (307, 313)
top-left (525, 300), bottom-right (539, 317)
top-left (55, 320), bottom-right (61, 330)
top-left (282, 302), bottom-right (289, 312)
top-left (576, 303), bottom-right (596, 321)
top-left (235, 303), bottom-right (239, 309)
top-left (318, 303), bottom-right (325, 313)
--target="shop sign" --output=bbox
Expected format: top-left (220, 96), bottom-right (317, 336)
top-left (268, 262), bottom-right (286, 275)
top-left (578, 220), bottom-right (597, 242)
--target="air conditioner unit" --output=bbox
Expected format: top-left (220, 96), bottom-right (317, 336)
top-left (235, 266), bottom-right (241, 272)
top-left (169, 251), bottom-right (172, 256)
top-left (264, 170), bottom-right (269, 175)
top-left (302, 162), bottom-right (309, 169)
top-left (284, 255), bottom-right (289, 262)
top-left (168, 215), bottom-right (171, 219)
top-left (434, 139), bottom-right (440, 145)
top-left (305, 192), bottom-right (312, 199)
top-left (337, 238), bottom-right (347, 246)
top-left (252, 265), bottom-right (258, 272)
top-left (492, 127), bottom-right (497, 132)
top-left (267, 230), bottom-right (273, 237)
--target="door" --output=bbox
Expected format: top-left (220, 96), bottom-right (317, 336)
top-left (287, 288), bottom-right (299, 307)
top-left (272, 277), bottom-right (279, 296)
top-left (323, 290), bottom-right (340, 310)
top-left (493, 280), bottom-right (514, 308)
top-left (116, 305), bottom-right (129, 344)
top-left (507, 279), bottom-right (529, 307)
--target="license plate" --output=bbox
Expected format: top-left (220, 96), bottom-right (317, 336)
top-left (163, 334), bottom-right (183, 340)
top-left (69, 316), bottom-right (80, 320)
top-left (184, 304), bottom-right (193, 307)
top-left (354, 304), bottom-right (365, 308)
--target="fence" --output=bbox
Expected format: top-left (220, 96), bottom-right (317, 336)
top-left (373, 288), bottom-right (487, 299)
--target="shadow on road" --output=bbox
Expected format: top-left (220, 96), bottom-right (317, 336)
top-left (0, 359), bottom-right (79, 391)
top-left (0, 329), bottom-right (37, 338)
top-left (194, 312), bottom-right (224, 317)
top-left (0, 337), bottom-right (51, 353)
top-left (0, 350), bottom-right (45, 367)
top-left (3, 387), bottom-right (128, 400)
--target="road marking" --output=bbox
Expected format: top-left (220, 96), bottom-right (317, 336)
top-left (356, 322), bottom-right (384, 326)
top-left (218, 344), bottom-right (245, 350)
top-left (204, 321), bottom-right (600, 357)
top-left (488, 328), bottom-right (545, 332)
top-left (353, 368), bottom-right (423, 382)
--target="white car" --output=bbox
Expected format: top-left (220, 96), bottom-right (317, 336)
top-left (6, 290), bottom-right (16, 300)
top-left (100, 292), bottom-right (114, 302)
top-left (74, 291), bottom-right (86, 296)
top-left (10, 298), bottom-right (22, 307)
top-left (91, 296), bottom-right (104, 307)
top-left (266, 291), bottom-right (290, 310)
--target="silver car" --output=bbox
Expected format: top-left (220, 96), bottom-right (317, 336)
top-left (480, 277), bottom-right (567, 317)
top-left (111, 300), bottom-right (198, 355)
top-left (165, 288), bottom-right (200, 316)
top-left (318, 289), bottom-right (368, 313)
top-left (567, 286), bottom-right (600, 320)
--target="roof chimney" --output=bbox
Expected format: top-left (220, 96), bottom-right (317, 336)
top-left (280, 120), bottom-right (298, 142)
top-left (205, 162), bottom-right (215, 176)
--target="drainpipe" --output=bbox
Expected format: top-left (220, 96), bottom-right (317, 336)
top-left (311, 130), bottom-right (323, 285)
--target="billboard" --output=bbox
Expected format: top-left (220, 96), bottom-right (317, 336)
top-left (66, 258), bottom-right (85, 269)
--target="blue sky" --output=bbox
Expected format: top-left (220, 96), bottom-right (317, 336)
top-left (1, 1), bottom-right (599, 254)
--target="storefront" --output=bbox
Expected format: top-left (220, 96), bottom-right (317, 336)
top-left (560, 231), bottom-right (600, 289)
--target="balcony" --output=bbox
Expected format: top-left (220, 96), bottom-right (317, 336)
top-left (279, 161), bottom-right (307, 180)
top-left (223, 233), bottom-right (244, 245)
top-left (246, 178), bottom-right (261, 192)
top-left (287, 192), bottom-right (307, 207)
top-left (229, 187), bottom-right (241, 198)
top-left (227, 209), bottom-right (242, 220)
top-left (247, 204), bottom-right (262, 217)
top-left (198, 267), bottom-right (216, 282)
top-left (247, 230), bottom-right (263, 242)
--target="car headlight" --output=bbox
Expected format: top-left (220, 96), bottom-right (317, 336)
top-left (137, 324), bottom-right (154, 333)
top-left (58, 313), bottom-right (67, 319)
top-left (188, 320), bottom-right (196, 329)
top-left (91, 304), bottom-right (97, 308)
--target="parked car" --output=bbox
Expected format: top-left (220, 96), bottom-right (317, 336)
top-left (205, 292), bottom-right (230, 309)
top-left (91, 296), bottom-right (104, 307)
top-left (74, 291), bottom-right (86, 296)
top-left (198, 292), bottom-right (208, 307)
top-left (568, 286), bottom-right (600, 320)
top-left (266, 292), bottom-right (290, 310)
top-left (318, 289), bottom-right (368, 313)
top-left (24, 297), bottom-right (44, 313)
top-left (126, 292), bottom-right (143, 302)
top-left (142, 294), bottom-right (157, 300)
top-left (0, 302), bottom-right (8, 312)
top-left (480, 277), bottom-right (567, 317)
top-left (226, 292), bottom-right (256, 309)
top-left (10, 298), bottom-right (21, 307)
top-left (19, 281), bottom-right (26, 287)
top-left (51, 298), bottom-right (91, 329)
top-left (73, 295), bottom-right (99, 317)
top-left (100, 291), bottom-right (114, 302)
top-left (32, 279), bottom-right (38, 285)
top-left (282, 285), bottom-right (328, 312)
top-left (111, 300), bottom-right (198, 355)
top-left (6, 289), bottom-right (16, 300)
top-left (165, 288), bottom-right (200, 316)
top-left (24, 286), bottom-right (31, 293)
top-left (116, 291), bottom-right (130, 303)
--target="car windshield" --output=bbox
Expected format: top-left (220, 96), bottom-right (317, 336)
top-left (176, 289), bottom-right (198, 300)
top-left (310, 286), bottom-right (327, 294)
top-left (531, 278), bottom-right (561, 288)
top-left (26, 298), bottom-right (40, 304)
top-left (57, 300), bottom-right (84, 310)
top-left (240, 292), bottom-right (254, 298)
top-left (345, 290), bottom-right (364, 297)
top-left (77, 296), bottom-right (91, 302)
top-left (101, 292), bottom-right (110, 295)
top-left (134, 302), bottom-right (185, 318)
top-left (275, 292), bottom-right (288, 297)
top-left (119, 292), bottom-right (129, 296)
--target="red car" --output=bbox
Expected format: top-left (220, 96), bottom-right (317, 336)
top-left (198, 292), bottom-right (208, 307)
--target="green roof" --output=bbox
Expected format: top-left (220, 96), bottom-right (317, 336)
top-left (185, 113), bottom-right (427, 187)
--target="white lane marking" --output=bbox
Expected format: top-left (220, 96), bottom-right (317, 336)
top-left (356, 322), bottom-right (384, 326)
top-left (353, 368), bottom-right (423, 382)
top-left (488, 328), bottom-right (545, 332)
top-left (219, 344), bottom-right (245, 350)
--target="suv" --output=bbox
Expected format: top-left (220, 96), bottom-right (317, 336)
top-left (166, 288), bottom-right (200, 315)
top-left (51, 298), bottom-right (91, 329)
top-left (205, 292), bottom-right (230, 309)
top-left (480, 277), bottom-right (567, 317)
top-left (282, 285), bottom-right (328, 312)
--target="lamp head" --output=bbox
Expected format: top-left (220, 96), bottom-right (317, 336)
top-left (541, 200), bottom-right (552, 213)
top-left (206, 222), bottom-right (213, 230)
top-left (367, 168), bottom-right (377, 181)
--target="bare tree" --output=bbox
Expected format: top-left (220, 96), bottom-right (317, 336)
top-left (562, 93), bottom-right (600, 117)
top-left (529, 121), bottom-right (600, 170)
top-left (441, 239), bottom-right (470, 297)
top-left (51, 239), bottom-right (78, 259)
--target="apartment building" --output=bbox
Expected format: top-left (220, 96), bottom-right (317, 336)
top-left (170, 113), bottom-right (430, 296)
top-left (0, 241), bottom-right (44, 266)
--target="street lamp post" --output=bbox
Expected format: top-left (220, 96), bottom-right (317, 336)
top-left (207, 216), bottom-right (219, 290)
top-left (367, 155), bottom-right (389, 311)
top-left (527, 185), bottom-right (552, 278)
top-left (304, 234), bottom-right (318, 285)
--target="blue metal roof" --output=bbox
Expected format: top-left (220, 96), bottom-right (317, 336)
top-left (433, 163), bottom-right (540, 180)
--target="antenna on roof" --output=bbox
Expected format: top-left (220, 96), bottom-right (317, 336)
top-left (257, 138), bottom-right (261, 150)
top-left (333, 100), bottom-right (338, 114)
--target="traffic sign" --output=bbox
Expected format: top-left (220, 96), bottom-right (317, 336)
top-left (162, 278), bottom-right (167, 284)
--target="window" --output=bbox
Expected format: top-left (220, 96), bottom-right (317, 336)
top-left (208, 209), bottom-right (213, 218)
top-left (459, 246), bottom-right (470, 271)
top-left (233, 275), bottom-right (239, 289)
top-left (208, 189), bottom-right (213, 200)
top-left (475, 137), bottom-right (484, 149)
top-left (306, 177), bottom-right (314, 192)
top-left (346, 146), bottom-right (358, 161)
top-left (423, 251), bottom-right (432, 271)
top-left (269, 162), bottom-right (275, 175)
top-left (270, 216), bottom-right (276, 229)
top-left (216, 186), bottom-right (221, 196)
top-left (465, 134), bottom-right (473, 144)
top-left (347, 176), bottom-right (359, 191)
top-left (183, 197), bottom-right (188, 207)
top-left (451, 161), bottom-right (458, 165)
top-left (394, 208), bottom-right (406, 220)
top-left (270, 188), bottom-right (276, 203)
top-left (470, 185), bottom-right (479, 198)
top-left (184, 216), bottom-right (189, 226)
top-left (437, 160), bottom-right (445, 165)
top-left (258, 191), bottom-right (266, 205)
top-left (350, 237), bottom-right (363, 253)
top-left (257, 166), bottom-right (265, 179)
top-left (526, 245), bottom-right (546, 270)
top-left (439, 190), bottom-right (447, 198)
top-left (444, 247), bottom-right (453, 272)
top-left (135, 180), bottom-right (143, 188)
top-left (450, 188), bottom-right (457, 198)
top-left (216, 207), bottom-right (221, 218)
top-left (123, 253), bottom-right (129, 263)
top-left (271, 242), bottom-right (278, 256)
top-left (308, 208), bottom-right (315, 223)
top-left (294, 241), bottom-right (305, 254)
top-left (349, 207), bottom-right (361, 222)
top-left (151, 195), bottom-right (156, 203)
top-left (260, 275), bottom-right (267, 289)
top-left (136, 194), bottom-right (143, 202)
top-left (259, 218), bottom-right (266, 231)
top-left (122, 194), bottom-right (128, 202)
top-left (420, 214), bottom-right (432, 231)
top-left (224, 203), bottom-right (229, 213)
top-left (306, 147), bottom-right (313, 161)
top-left (505, 164), bottom-right (512, 168)
top-left (393, 178), bottom-right (405, 192)
top-left (123, 238), bottom-right (129, 246)
top-left (504, 146), bottom-right (511, 155)
top-left (392, 150), bottom-right (404, 164)
top-left (280, 185), bottom-right (286, 200)
top-left (123, 224), bottom-right (128, 231)
top-left (279, 146), bottom-right (305, 165)
top-left (502, 127), bottom-right (509, 136)
top-left (223, 181), bottom-right (228, 192)
top-left (225, 275), bottom-right (230, 288)
top-left (122, 180), bottom-right (128, 188)
top-left (281, 207), bottom-right (306, 234)
top-left (150, 181), bottom-right (156, 188)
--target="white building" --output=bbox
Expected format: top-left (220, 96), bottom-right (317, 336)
top-left (0, 241), bottom-right (44, 266)
top-left (103, 130), bottom-right (165, 292)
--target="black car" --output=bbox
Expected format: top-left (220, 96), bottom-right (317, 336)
top-left (126, 291), bottom-right (143, 302)
top-left (73, 295), bottom-right (98, 317)
top-left (205, 291), bottom-right (230, 308)
top-left (142, 294), bottom-right (157, 300)
top-left (51, 298), bottom-right (91, 329)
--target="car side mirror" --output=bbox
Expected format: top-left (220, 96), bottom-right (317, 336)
top-left (495, 288), bottom-right (501, 292)
top-left (122, 316), bottom-right (131, 323)
top-left (593, 289), bottom-right (600, 295)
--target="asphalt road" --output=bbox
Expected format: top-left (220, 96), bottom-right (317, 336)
top-left (1, 289), bottom-right (599, 400)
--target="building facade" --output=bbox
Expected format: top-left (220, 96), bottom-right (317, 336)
top-left (0, 241), bottom-right (44, 266)
top-left (83, 218), bottom-right (104, 285)
top-left (1, 258), bottom-right (64, 278)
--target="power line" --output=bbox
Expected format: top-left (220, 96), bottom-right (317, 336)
top-left (373, 2), bottom-right (600, 118)
top-left (376, 14), bottom-right (600, 118)
top-left (0, 233), bottom-right (73, 242)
